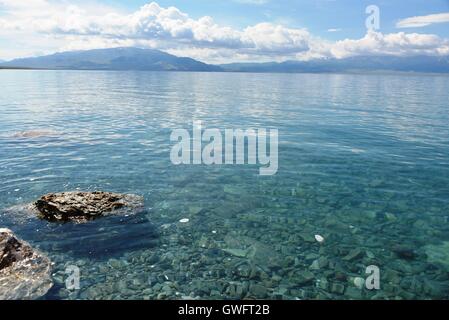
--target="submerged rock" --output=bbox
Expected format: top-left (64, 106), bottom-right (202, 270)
top-left (352, 277), bottom-right (365, 290)
top-left (343, 248), bottom-right (364, 261)
top-left (223, 234), bottom-right (282, 268)
top-left (309, 257), bottom-right (328, 270)
top-left (330, 283), bottom-right (346, 295)
top-left (12, 130), bottom-right (59, 139)
top-left (392, 245), bottom-right (417, 260)
top-left (3, 199), bottom-right (158, 258)
top-left (0, 228), bottom-right (53, 300)
top-left (296, 271), bottom-right (315, 285)
top-left (424, 241), bottom-right (449, 270)
top-left (223, 248), bottom-right (250, 258)
top-left (28, 191), bottom-right (144, 222)
top-left (249, 283), bottom-right (268, 299)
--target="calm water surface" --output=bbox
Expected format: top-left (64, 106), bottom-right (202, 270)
top-left (1, 70), bottom-right (449, 300)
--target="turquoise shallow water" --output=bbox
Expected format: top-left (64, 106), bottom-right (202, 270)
top-left (1, 70), bottom-right (449, 300)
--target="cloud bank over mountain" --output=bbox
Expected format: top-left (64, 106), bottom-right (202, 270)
top-left (0, 1), bottom-right (448, 63)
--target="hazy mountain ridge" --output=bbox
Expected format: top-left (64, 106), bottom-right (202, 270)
top-left (1, 48), bottom-right (449, 73)
top-left (0, 47), bottom-right (222, 72)
top-left (220, 56), bottom-right (449, 73)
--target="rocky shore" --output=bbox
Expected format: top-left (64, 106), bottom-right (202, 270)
top-left (1, 191), bottom-right (149, 299)
top-left (0, 228), bottom-right (53, 300)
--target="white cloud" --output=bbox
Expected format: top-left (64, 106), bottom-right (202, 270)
top-left (0, 1), bottom-right (448, 63)
top-left (329, 31), bottom-right (449, 59)
top-left (36, 3), bottom-right (310, 55)
top-left (0, 1), bottom-right (312, 61)
top-left (397, 12), bottom-right (449, 28)
top-left (242, 23), bottom-right (310, 55)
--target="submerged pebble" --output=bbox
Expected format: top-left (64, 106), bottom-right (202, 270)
top-left (314, 235), bottom-right (325, 243)
top-left (353, 277), bottom-right (365, 290)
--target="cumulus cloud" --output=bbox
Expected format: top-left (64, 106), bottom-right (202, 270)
top-left (397, 12), bottom-right (449, 28)
top-left (330, 31), bottom-right (449, 59)
top-left (40, 3), bottom-right (311, 56)
top-left (0, 1), bottom-right (448, 63)
top-left (0, 1), bottom-right (313, 61)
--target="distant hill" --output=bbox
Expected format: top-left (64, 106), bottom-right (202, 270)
top-left (1, 48), bottom-right (449, 73)
top-left (221, 55), bottom-right (449, 74)
top-left (0, 47), bottom-right (222, 72)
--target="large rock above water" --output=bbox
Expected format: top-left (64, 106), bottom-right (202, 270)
top-left (30, 191), bottom-right (145, 222)
top-left (0, 228), bottom-right (53, 300)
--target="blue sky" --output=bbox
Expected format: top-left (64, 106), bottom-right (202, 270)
top-left (105, 0), bottom-right (449, 36)
top-left (1, 0), bottom-right (449, 62)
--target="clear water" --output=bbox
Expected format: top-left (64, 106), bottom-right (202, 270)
top-left (1, 70), bottom-right (449, 300)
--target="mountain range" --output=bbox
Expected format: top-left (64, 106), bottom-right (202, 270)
top-left (1, 47), bottom-right (449, 73)
top-left (221, 55), bottom-right (449, 73)
top-left (0, 47), bottom-right (220, 72)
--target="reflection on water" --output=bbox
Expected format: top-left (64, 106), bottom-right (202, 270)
top-left (1, 70), bottom-right (449, 300)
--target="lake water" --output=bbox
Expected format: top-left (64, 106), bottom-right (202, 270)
top-left (1, 70), bottom-right (449, 300)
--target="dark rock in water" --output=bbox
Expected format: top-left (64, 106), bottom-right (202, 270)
top-left (0, 228), bottom-right (53, 300)
top-left (56, 214), bottom-right (159, 257)
top-left (249, 283), bottom-right (268, 299)
top-left (330, 283), bottom-right (346, 295)
top-left (30, 191), bottom-right (144, 222)
top-left (342, 248), bottom-right (364, 261)
top-left (424, 242), bottom-right (449, 271)
top-left (392, 245), bottom-right (417, 260)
